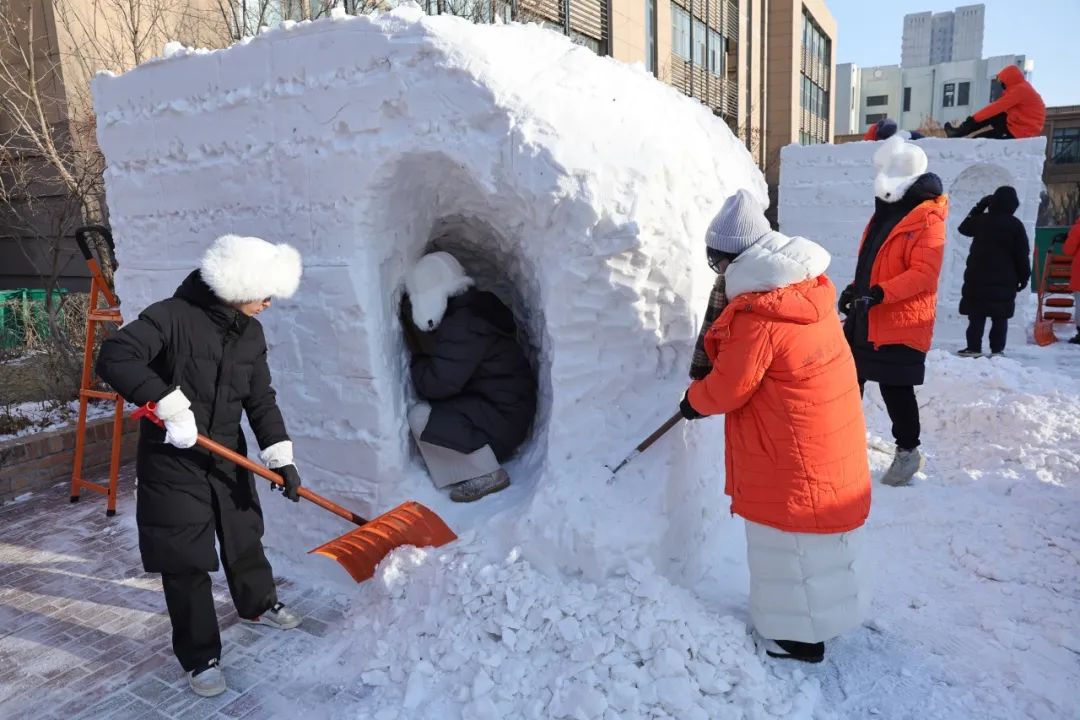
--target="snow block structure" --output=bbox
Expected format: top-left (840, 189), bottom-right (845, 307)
top-left (778, 138), bottom-right (1046, 329)
top-left (92, 8), bottom-right (766, 573)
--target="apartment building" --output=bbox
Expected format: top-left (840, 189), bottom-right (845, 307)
top-left (901, 4), bottom-right (984, 68)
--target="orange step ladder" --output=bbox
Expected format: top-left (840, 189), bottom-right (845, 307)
top-left (1033, 239), bottom-right (1075, 346)
top-left (69, 225), bottom-right (126, 516)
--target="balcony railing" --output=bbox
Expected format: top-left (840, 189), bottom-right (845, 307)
top-left (671, 54), bottom-right (738, 119)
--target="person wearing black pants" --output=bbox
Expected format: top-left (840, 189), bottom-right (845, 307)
top-left (956, 187), bottom-right (1030, 357)
top-left (858, 379), bottom-right (920, 452)
top-left (839, 136), bottom-right (948, 487)
top-left (96, 234), bottom-right (306, 698)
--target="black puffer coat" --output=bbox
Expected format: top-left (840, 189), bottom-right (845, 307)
top-left (410, 289), bottom-right (537, 461)
top-left (958, 187), bottom-right (1031, 318)
top-left (96, 271), bottom-right (289, 574)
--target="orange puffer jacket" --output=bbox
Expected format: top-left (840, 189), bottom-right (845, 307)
top-left (860, 195), bottom-right (949, 353)
top-left (973, 65), bottom-right (1046, 139)
top-left (688, 234), bottom-right (871, 534)
top-left (1064, 219), bottom-right (1080, 292)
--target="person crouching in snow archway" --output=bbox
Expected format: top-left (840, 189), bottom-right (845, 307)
top-left (401, 252), bottom-right (537, 503)
top-left (945, 64), bottom-right (1045, 139)
top-left (95, 235), bottom-right (305, 699)
top-left (838, 136), bottom-right (948, 487)
top-left (679, 189), bottom-right (872, 665)
top-left (956, 186), bottom-right (1031, 357)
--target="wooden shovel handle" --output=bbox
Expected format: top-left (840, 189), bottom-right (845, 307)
top-left (635, 412), bottom-right (684, 453)
top-left (133, 404), bottom-right (367, 526)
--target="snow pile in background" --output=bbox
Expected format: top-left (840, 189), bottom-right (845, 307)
top-left (778, 138), bottom-right (1046, 332)
top-left (92, 5), bottom-right (766, 580)
top-left (296, 537), bottom-right (819, 720)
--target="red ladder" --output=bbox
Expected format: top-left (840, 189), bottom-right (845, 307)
top-left (69, 226), bottom-right (126, 516)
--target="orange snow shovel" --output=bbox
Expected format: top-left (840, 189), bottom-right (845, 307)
top-left (132, 403), bottom-right (456, 583)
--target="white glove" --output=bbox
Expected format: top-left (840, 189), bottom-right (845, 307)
top-left (260, 441), bottom-right (293, 470)
top-left (156, 388), bottom-right (198, 449)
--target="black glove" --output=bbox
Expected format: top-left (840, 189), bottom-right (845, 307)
top-left (680, 391), bottom-right (704, 420)
top-left (276, 464), bottom-right (302, 502)
top-left (974, 195), bottom-right (993, 213)
top-left (838, 285), bottom-right (855, 315)
top-left (867, 285), bottom-right (885, 307)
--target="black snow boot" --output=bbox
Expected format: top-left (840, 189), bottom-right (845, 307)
top-left (763, 639), bottom-right (825, 664)
top-left (944, 116), bottom-right (975, 138)
top-left (1069, 330), bottom-right (1080, 345)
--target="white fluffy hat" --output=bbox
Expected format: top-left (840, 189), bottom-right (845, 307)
top-left (873, 135), bottom-right (928, 203)
top-left (200, 235), bottom-right (302, 303)
top-left (405, 252), bottom-right (474, 331)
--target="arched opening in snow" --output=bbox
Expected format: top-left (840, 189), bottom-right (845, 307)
top-left (365, 152), bottom-right (551, 523)
top-left (939, 163), bottom-right (1015, 329)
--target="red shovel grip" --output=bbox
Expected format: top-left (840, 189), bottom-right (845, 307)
top-left (132, 403), bottom-right (367, 526)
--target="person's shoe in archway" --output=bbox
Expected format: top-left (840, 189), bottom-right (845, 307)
top-left (450, 469), bottom-right (511, 502)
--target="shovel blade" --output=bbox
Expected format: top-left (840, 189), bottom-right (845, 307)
top-left (1033, 319), bottom-right (1058, 347)
top-left (309, 501), bottom-right (457, 583)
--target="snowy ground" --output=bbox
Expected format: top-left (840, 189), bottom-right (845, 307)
top-left (0, 400), bottom-right (116, 442)
top-left (1, 320), bottom-right (1076, 719)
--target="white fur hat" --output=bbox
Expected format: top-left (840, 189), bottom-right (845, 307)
top-left (405, 252), bottom-right (474, 331)
top-left (873, 135), bottom-right (928, 203)
top-left (200, 235), bottom-right (302, 303)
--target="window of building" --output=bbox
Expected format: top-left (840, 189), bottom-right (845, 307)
top-left (671, 5), bottom-right (690, 60)
top-left (866, 113), bottom-right (888, 125)
top-left (943, 82), bottom-right (955, 107)
top-left (645, 0), bottom-right (657, 75)
top-left (866, 95), bottom-right (888, 107)
top-left (1051, 127), bottom-right (1080, 165)
top-left (903, 87), bottom-right (912, 112)
top-left (800, 9), bottom-right (831, 143)
top-left (989, 79), bottom-right (1004, 102)
top-left (958, 81), bottom-right (970, 106)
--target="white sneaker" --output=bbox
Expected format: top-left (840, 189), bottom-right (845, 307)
top-left (242, 602), bottom-right (301, 630)
top-left (881, 448), bottom-right (924, 487)
top-left (189, 659), bottom-right (226, 698)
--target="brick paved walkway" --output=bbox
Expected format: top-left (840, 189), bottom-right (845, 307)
top-left (0, 467), bottom-right (362, 719)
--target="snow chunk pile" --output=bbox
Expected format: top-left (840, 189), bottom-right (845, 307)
top-left (91, 7), bottom-right (766, 576)
top-left (301, 539), bottom-right (819, 720)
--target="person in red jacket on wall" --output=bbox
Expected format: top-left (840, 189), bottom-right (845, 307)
top-left (680, 190), bottom-right (871, 666)
top-left (945, 65), bottom-right (1045, 139)
top-left (1064, 217), bottom-right (1080, 345)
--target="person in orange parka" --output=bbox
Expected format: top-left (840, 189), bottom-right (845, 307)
top-left (1064, 217), bottom-right (1080, 344)
top-left (944, 64), bottom-right (1045, 139)
top-left (838, 136), bottom-right (948, 487)
top-left (680, 190), bottom-right (871, 666)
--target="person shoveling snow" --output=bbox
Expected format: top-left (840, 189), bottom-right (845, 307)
top-left (679, 189), bottom-right (872, 664)
top-left (96, 235), bottom-right (306, 698)
top-left (401, 251), bottom-right (537, 502)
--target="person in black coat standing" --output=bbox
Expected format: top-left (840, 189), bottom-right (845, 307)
top-left (957, 186), bottom-right (1031, 357)
top-left (96, 235), bottom-right (304, 699)
top-left (401, 252), bottom-right (537, 503)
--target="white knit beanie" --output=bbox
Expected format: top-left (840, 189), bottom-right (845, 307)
top-left (704, 189), bottom-right (774, 255)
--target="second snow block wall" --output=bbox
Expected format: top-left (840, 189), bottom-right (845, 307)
top-left (778, 138), bottom-right (1046, 330)
top-left (92, 8), bottom-right (768, 564)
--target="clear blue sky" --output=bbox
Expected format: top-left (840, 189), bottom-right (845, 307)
top-left (828, 0), bottom-right (1080, 107)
